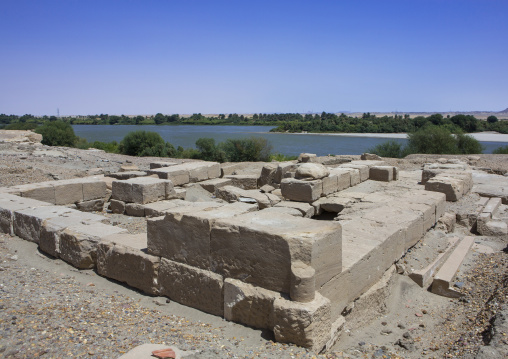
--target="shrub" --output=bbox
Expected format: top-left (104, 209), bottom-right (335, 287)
top-left (35, 120), bottom-right (77, 147)
top-left (367, 140), bottom-right (405, 158)
top-left (218, 137), bottom-right (272, 162)
top-left (493, 145), bottom-right (508, 154)
top-left (406, 125), bottom-right (459, 154)
top-left (455, 133), bottom-right (484, 154)
top-left (5, 122), bottom-right (38, 130)
top-left (119, 131), bottom-right (175, 157)
top-left (487, 115), bottom-right (498, 123)
top-left (268, 153), bottom-right (298, 161)
top-left (195, 138), bottom-right (218, 161)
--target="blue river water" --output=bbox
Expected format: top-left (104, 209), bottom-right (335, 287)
top-left (72, 125), bottom-right (506, 156)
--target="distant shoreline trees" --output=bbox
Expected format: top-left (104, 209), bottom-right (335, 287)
top-left (1, 112), bottom-right (507, 134)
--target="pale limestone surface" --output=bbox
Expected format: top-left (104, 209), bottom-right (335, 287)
top-left (280, 178), bottom-right (323, 202)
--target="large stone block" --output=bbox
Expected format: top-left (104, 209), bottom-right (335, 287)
top-left (147, 202), bottom-right (256, 269)
top-left (158, 258), bottom-right (224, 316)
top-left (339, 164), bottom-right (369, 182)
top-left (280, 178), bottom-right (323, 203)
top-left (369, 166), bottom-right (395, 182)
top-left (210, 211), bottom-right (342, 293)
top-left (215, 186), bottom-right (279, 209)
top-left (149, 161), bottom-right (177, 169)
top-left (39, 211), bottom-right (106, 258)
top-left (224, 278), bottom-right (281, 330)
top-left (336, 168), bottom-right (360, 186)
top-left (421, 163), bottom-right (469, 184)
top-left (258, 163), bottom-right (278, 187)
top-left (274, 201), bottom-right (315, 218)
top-left (53, 181), bottom-right (83, 205)
top-left (147, 167), bottom-right (190, 185)
top-left (0, 194), bottom-right (50, 235)
top-left (13, 206), bottom-right (79, 243)
top-left (112, 177), bottom-right (169, 204)
top-left (20, 184), bottom-right (56, 204)
top-left (322, 174), bottom-right (339, 196)
top-left (328, 169), bottom-right (351, 191)
top-left (97, 233), bottom-right (160, 295)
top-left (275, 162), bottom-right (298, 183)
top-left (273, 293), bottom-right (332, 352)
top-left (59, 223), bottom-right (127, 269)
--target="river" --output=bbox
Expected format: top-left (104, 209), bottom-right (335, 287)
top-left (72, 125), bottom-right (507, 156)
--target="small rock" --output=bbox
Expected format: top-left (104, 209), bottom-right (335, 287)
top-left (422, 309), bottom-right (428, 314)
top-left (381, 321), bottom-right (387, 326)
top-left (397, 323), bottom-right (406, 329)
top-left (454, 282), bottom-right (464, 289)
top-left (403, 332), bottom-right (412, 339)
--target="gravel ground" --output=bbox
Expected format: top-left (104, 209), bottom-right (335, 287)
top-left (0, 140), bottom-right (507, 358)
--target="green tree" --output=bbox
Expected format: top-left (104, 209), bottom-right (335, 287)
top-left (154, 113), bottom-right (166, 125)
top-left (406, 125), bottom-right (459, 154)
top-left (119, 131), bottom-right (175, 157)
top-left (368, 140), bottom-right (405, 158)
top-left (218, 137), bottom-right (272, 162)
top-left (195, 138), bottom-right (217, 161)
top-left (487, 115), bottom-right (498, 123)
top-left (35, 120), bottom-right (77, 147)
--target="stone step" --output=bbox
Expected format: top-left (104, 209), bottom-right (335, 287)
top-left (408, 236), bottom-right (460, 288)
top-left (430, 236), bottom-right (474, 298)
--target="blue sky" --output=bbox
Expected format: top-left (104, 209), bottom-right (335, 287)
top-left (1, 0), bottom-right (507, 116)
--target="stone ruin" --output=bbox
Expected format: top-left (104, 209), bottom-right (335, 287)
top-left (1, 152), bottom-right (505, 352)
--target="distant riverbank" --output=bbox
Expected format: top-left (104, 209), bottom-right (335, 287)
top-left (289, 131), bottom-right (508, 143)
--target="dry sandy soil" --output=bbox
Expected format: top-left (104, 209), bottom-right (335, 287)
top-left (0, 140), bottom-right (507, 358)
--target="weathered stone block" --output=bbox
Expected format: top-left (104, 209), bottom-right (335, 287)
top-left (339, 164), bottom-right (369, 182)
top-left (425, 176), bottom-right (464, 201)
top-left (369, 166), bottom-right (394, 182)
top-left (20, 184), bottom-right (56, 204)
top-left (273, 293), bottom-right (331, 352)
top-left (274, 201), bottom-right (315, 218)
top-left (97, 233), bottom-right (160, 295)
top-left (224, 175), bottom-right (258, 190)
top-left (59, 222), bottom-right (127, 269)
top-left (210, 211), bottom-right (342, 293)
top-left (224, 278), bottom-right (281, 330)
top-left (76, 199), bottom-right (105, 212)
top-left (54, 181), bottom-right (83, 205)
top-left (125, 203), bottom-right (145, 217)
top-left (275, 162), bottom-right (298, 183)
top-left (215, 186), bottom-right (278, 209)
top-left (258, 163), bottom-right (278, 187)
top-left (149, 161), bottom-right (177, 169)
top-left (290, 261), bottom-right (316, 302)
top-left (198, 178), bottom-right (232, 193)
top-left (322, 175), bottom-right (339, 196)
top-left (110, 199), bottom-right (125, 214)
top-left (280, 179), bottom-right (323, 203)
top-left (111, 180), bottom-right (132, 203)
top-left (328, 169), bottom-right (351, 191)
top-left (147, 202), bottom-right (256, 269)
top-left (0, 194), bottom-right (49, 235)
top-left (158, 258), bottom-right (224, 316)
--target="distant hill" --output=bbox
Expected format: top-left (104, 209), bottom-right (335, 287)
top-left (499, 108), bottom-right (508, 113)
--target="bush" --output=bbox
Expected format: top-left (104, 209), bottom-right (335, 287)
top-left (218, 137), bottom-right (272, 162)
top-left (368, 140), bottom-right (405, 158)
top-left (119, 131), bottom-right (175, 157)
top-left (487, 115), bottom-right (498, 123)
top-left (35, 120), bottom-right (77, 147)
top-left (268, 153), bottom-right (298, 161)
top-left (493, 145), bottom-right (508, 154)
top-left (5, 122), bottom-right (38, 130)
top-left (195, 138), bottom-right (218, 161)
top-left (455, 133), bottom-right (484, 154)
top-left (406, 125), bottom-right (459, 154)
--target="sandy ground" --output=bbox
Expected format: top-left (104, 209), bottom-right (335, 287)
top-left (0, 140), bottom-right (507, 358)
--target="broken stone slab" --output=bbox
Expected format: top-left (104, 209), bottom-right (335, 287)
top-left (215, 185), bottom-right (279, 209)
top-left (13, 206), bottom-right (82, 243)
top-left (369, 166), bottom-right (395, 182)
top-left (59, 222), bottom-right (127, 269)
top-left (210, 211), bottom-right (342, 293)
top-left (338, 163), bottom-right (369, 182)
top-left (259, 206), bottom-right (303, 217)
top-left (39, 211), bottom-right (107, 258)
top-left (18, 183), bottom-right (56, 204)
top-left (224, 174), bottom-right (258, 190)
top-left (125, 203), bottom-right (145, 217)
top-left (224, 278), bottom-right (281, 330)
top-left (53, 180), bottom-right (83, 205)
top-left (198, 178), bottom-right (232, 193)
top-left (148, 161), bottom-right (220, 185)
top-left (0, 194), bottom-right (50, 235)
top-left (409, 237), bottom-right (460, 287)
top-left (183, 183), bottom-right (217, 202)
top-left (421, 163), bottom-right (470, 184)
top-left (312, 197), bottom-right (356, 215)
top-left (158, 258), bottom-right (224, 316)
top-left (436, 212), bottom-right (456, 233)
top-left (361, 153), bottom-right (382, 161)
top-left (431, 236), bottom-right (474, 298)
top-left (425, 175), bottom-right (465, 201)
top-left (295, 163), bottom-right (330, 180)
top-left (142, 199), bottom-right (191, 218)
top-left (76, 199), bottom-right (105, 212)
top-left (149, 161), bottom-right (177, 169)
top-left (472, 172), bottom-right (508, 204)
top-left (280, 178), bottom-right (323, 203)
top-left (147, 202), bottom-right (256, 270)
top-left (273, 293), bottom-right (332, 352)
top-left (274, 201), bottom-right (315, 218)
top-left (97, 233), bottom-right (160, 295)
top-left (482, 197), bottom-right (502, 217)
top-left (259, 184), bottom-right (275, 193)
top-left (258, 163), bottom-right (278, 187)
top-left (220, 162), bottom-right (267, 176)
top-left (120, 164), bottom-right (139, 172)
top-left (108, 171), bottom-right (148, 180)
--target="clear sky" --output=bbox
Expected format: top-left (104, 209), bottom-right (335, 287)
top-left (1, 0), bottom-right (507, 116)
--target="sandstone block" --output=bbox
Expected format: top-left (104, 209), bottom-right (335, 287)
top-left (298, 153), bottom-right (317, 163)
top-left (149, 162), bottom-right (177, 169)
top-left (125, 203), bottom-right (145, 217)
top-left (147, 202), bottom-right (256, 269)
top-left (108, 171), bottom-right (148, 180)
top-left (258, 163), bottom-right (278, 187)
top-left (273, 293), bottom-right (331, 352)
top-left (369, 166), bottom-right (394, 182)
top-left (0, 194), bottom-right (50, 235)
top-left (158, 258), bottom-right (224, 316)
top-left (53, 181), bottom-right (83, 205)
top-left (274, 201), bottom-right (315, 218)
top-left (425, 176), bottom-right (464, 201)
top-left (322, 174), bottom-right (339, 196)
top-left (97, 233), bottom-right (160, 295)
top-left (328, 169), bottom-right (351, 191)
top-left (275, 162), bottom-right (298, 183)
top-left (216, 186), bottom-right (278, 209)
top-left (198, 178), bottom-right (232, 193)
top-left (59, 222), bottom-right (127, 269)
top-left (20, 184), bottom-right (56, 204)
top-left (224, 278), bottom-right (281, 330)
top-left (290, 261), bottom-right (316, 302)
top-left (295, 163), bottom-right (330, 180)
top-left (280, 179), bottom-right (323, 203)
top-left (224, 175), bottom-right (258, 190)
top-left (210, 211), bottom-right (342, 293)
top-left (76, 199), bottom-right (105, 212)
top-left (339, 164), bottom-right (369, 182)
top-left (110, 199), bottom-right (125, 214)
